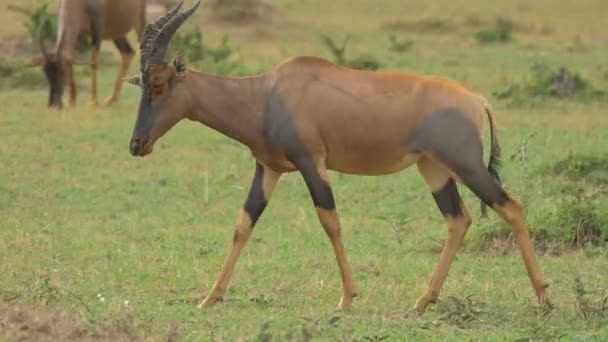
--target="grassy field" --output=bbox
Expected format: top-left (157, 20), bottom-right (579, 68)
top-left (1, 0), bottom-right (608, 340)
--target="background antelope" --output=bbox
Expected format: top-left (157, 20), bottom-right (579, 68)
top-left (34, 0), bottom-right (147, 108)
top-left (128, 0), bottom-right (550, 313)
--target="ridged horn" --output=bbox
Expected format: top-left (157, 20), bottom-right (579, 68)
top-left (139, 1), bottom-right (185, 72)
top-left (147, 0), bottom-right (201, 68)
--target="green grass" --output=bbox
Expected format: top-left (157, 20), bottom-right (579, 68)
top-left (1, 0), bottom-right (608, 340)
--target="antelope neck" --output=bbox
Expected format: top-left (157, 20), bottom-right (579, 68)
top-left (184, 70), bottom-right (268, 149)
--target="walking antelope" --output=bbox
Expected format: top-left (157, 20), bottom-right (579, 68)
top-left (128, 0), bottom-right (550, 312)
top-left (34, 0), bottom-right (146, 108)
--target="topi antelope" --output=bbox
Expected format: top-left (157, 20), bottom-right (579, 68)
top-left (33, 0), bottom-right (147, 108)
top-left (127, 0), bottom-right (550, 313)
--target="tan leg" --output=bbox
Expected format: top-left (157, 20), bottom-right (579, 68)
top-left (316, 207), bottom-right (358, 311)
top-left (495, 199), bottom-right (549, 303)
top-left (299, 159), bottom-right (356, 311)
top-left (89, 48), bottom-right (99, 107)
top-left (65, 62), bottom-right (77, 107)
top-left (104, 53), bottom-right (134, 106)
top-left (414, 158), bottom-right (471, 313)
top-left (199, 163), bottom-right (280, 308)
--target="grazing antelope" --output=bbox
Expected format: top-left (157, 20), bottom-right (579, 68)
top-left (128, 0), bottom-right (550, 313)
top-left (34, 0), bottom-right (147, 108)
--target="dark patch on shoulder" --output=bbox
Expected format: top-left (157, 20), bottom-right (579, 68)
top-left (262, 88), bottom-right (307, 158)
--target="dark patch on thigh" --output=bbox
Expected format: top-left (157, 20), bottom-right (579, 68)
top-left (243, 163), bottom-right (267, 226)
top-left (459, 170), bottom-right (510, 208)
top-left (432, 179), bottom-right (463, 218)
top-left (113, 38), bottom-right (134, 55)
top-left (407, 109), bottom-right (509, 207)
top-left (407, 108), bottom-right (483, 173)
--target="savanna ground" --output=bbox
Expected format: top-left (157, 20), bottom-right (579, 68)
top-left (1, 0), bottom-right (608, 340)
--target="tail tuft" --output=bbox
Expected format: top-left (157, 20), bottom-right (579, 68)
top-left (480, 103), bottom-right (502, 217)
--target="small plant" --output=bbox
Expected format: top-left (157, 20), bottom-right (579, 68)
top-left (346, 54), bottom-right (381, 71)
top-left (18, 2), bottom-right (90, 54)
top-left (436, 295), bottom-right (486, 329)
top-left (169, 27), bottom-right (204, 62)
top-left (168, 28), bottom-right (247, 76)
top-left (0, 57), bottom-right (46, 89)
top-left (475, 19), bottom-right (512, 44)
top-left (204, 0), bottom-right (280, 23)
top-left (388, 34), bottom-right (414, 53)
top-left (23, 3), bottom-right (56, 48)
top-left (319, 33), bottom-right (381, 70)
top-left (206, 34), bottom-right (233, 63)
top-left (551, 153), bottom-right (608, 186)
top-left (493, 62), bottom-right (607, 104)
top-left (533, 190), bottom-right (607, 250)
top-left (573, 276), bottom-right (607, 321)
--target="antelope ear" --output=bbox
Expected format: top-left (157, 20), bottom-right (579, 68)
top-left (172, 51), bottom-right (187, 79)
top-left (124, 75), bottom-right (141, 86)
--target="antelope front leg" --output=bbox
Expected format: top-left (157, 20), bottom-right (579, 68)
top-left (65, 61), bottom-right (77, 107)
top-left (199, 163), bottom-right (280, 308)
top-left (89, 47), bottom-right (100, 107)
top-left (295, 157), bottom-right (357, 311)
top-left (105, 38), bottom-right (135, 106)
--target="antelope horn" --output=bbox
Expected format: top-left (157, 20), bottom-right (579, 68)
top-left (36, 20), bottom-right (49, 57)
top-left (147, 0), bottom-right (201, 67)
top-left (140, 1), bottom-right (185, 72)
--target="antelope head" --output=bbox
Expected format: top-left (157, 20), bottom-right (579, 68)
top-left (35, 28), bottom-right (67, 109)
top-left (128, 0), bottom-right (200, 157)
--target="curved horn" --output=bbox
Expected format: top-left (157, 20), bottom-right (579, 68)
top-left (36, 20), bottom-right (49, 57)
top-left (140, 1), bottom-right (185, 72)
top-left (147, 0), bottom-right (201, 66)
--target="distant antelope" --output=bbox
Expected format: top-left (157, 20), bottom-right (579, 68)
top-left (127, 0), bottom-right (550, 313)
top-left (33, 0), bottom-right (147, 108)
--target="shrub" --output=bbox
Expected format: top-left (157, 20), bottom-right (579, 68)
top-left (318, 33), bottom-right (381, 70)
top-left (21, 2), bottom-right (90, 54)
top-left (168, 28), bottom-right (247, 76)
top-left (388, 34), bottom-right (414, 53)
top-left (475, 19), bottom-right (512, 44)
top-left (493, 62), bottom-right (607, 104)
top-left (0, 58), bottom-right (45, 89)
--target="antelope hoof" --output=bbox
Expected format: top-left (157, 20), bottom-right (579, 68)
top-left (414, 292), bottom-right (437, 314)
top-left (536, 285), bottom-right (550, 305)
top-left (104, 96), bottom-right (118, 106)
top-left (198, 295), bottom-right (223, 309)
top-left (338, 293), bottom-right (356, 311)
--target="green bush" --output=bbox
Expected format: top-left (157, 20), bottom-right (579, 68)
top-left (0, 58), bottom-right (45, 89)
top-left (533, 194), bottom-right (607, 249)
top-left (23, 2), bottom-right (90, 55)
top-left (168, 27), bottom-right (204, 62)
top-left (493, 62), bottom-right (607, 104)
top-left (318, 33), bottom-right (381, 70)
top-left (168, 28), bottom-right (248, 76)
top-left (551, 153), bottom-right (608, 185)
top-left (388, 34), bottom-right (414, 53)
top-left (475, 19), bottom-right (512, 44)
